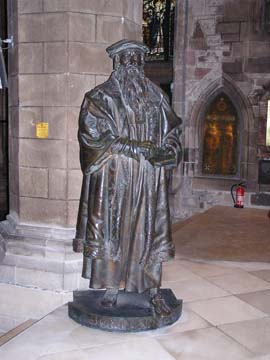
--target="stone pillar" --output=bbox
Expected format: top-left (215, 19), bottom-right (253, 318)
top-left (1, 0), bottom-right (143, 291)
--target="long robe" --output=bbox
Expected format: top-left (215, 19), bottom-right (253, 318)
top-left (74, 72), bottom-right (182, 293)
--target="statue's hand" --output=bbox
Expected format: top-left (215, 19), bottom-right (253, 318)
top-left (147, 147), bottom-right (176, 168)
top-left (138, 141), bottom-right (157, 159)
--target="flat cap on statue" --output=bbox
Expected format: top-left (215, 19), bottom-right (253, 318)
top-left (106, 39), bottom-right (149, 58)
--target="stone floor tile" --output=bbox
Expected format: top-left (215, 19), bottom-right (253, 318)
top-left (178, 260), bottom-right (239, 278)
top-left (220, 318), bottom-right (270, 356)
top-left (206, 272), bottom-right (270, 295)
top-left (157, 327), bottom-right (254, 359)
top-left (250, 270), bottom-right (270, 283)
top-left (162, 278), bottom-right (229, 303)
top-left (237, 290), bottom-right (270, 314)
top-left (144, 305), bottom-right (210, 337)
top-left (37, 349), bottom-right (89, 360)
top-left (0, 284), bottom-right (67, 319)
top-left (70, 321), bottom-right (142, 349)
top-left (162, 260), bottom-right (203, 282)
top-left (187, 296), bottom-right (267, 326)
top-left (83, 338), bottom-right (175, 360)
top-left (0, 314), bottom-right (27, 333)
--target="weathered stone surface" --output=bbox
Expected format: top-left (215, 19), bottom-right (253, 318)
top-left (68, 170), bottom-right (83, 200)
top-left (42, 107), bottom-right (67, 140)
top-left (123, 0), bottom-right (142, 23)
top-left (19, 197), bottom-right (67, 225)
top-left (69, 289), bottom-right (182, 332)
top-left (44, 42), bottom-right (68, 73)
top-left (251, 193), bottom-right (270, 206)
top-left (18, 0), bottom-right (43, 14)
top-left (8, 76), bottom-right (19, 107)
top-left (19, 139), bottom-right (67, 168)
top-left (18, 75), bottom-right (44, 106)
top-left (67, 200), bottom-right (79, 227)
top-left (67, 107), bottom-right (80, 140)
top-left (9, 107), bottom-right (19, 138)
top-left (249, 42), bottom-right (270, 58)
top-left (9, 137), bottom-right (19, 166)
top-left (19, 13), bottom-right (68, 42)
top-left (95, 75), bottom-right (108, 86)
top-left (222, 59), bottom-right (242, 74)
top-left (44, 74), bottom-right (68, 106)
top-left (9, 45), bottom-right (19, 77)
top-left (224, 0), bottom-right (250, 21)
top-left (221, 33), bottom-right (239, 42)
top-left (69, 43), bottom-right (112, 74)
top-left (123, 20), bottom-right (141, 41)
top-left (0, 235), bottom-right (6, 264)
top-left (217, 22), bottom-right (240, 34)
top-left (0, 264), bottom-right (14, 282)
top-left (194, 68), bottom-right (211, 79)
top-left (49, 169), bottom-right (67, 200)
top-left (18, 107), bottom-right (67, 140)
top-left (18, 43), bottom-right (43, 74)
top-left (69, 0), bottom-right (123, 16)
top-left (16, 267), bottom-right (64, 290)
top-left (246, 57), bottom-right (270, 73)
top-left (43, 0), bottom-right (69, 12)
top-left (97, 15), bottom-right (124, 43)
top-left (232, 42), bottom-right (249, 57)
top-left (68, 141), bottom-right (80, 169)
top-left (20, 167), bottom-right (48, 198)
top-left (68, 74), bottom-right (95, 107)
top-left (69, 12), bottom-right (96, 43)
top-left (17, 106), bottom-right (40, 137)
top-left (189, 0), bottom-right (205, 16)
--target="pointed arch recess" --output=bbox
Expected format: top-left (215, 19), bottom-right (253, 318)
top-left (190, 74), bottom-right (254, 180)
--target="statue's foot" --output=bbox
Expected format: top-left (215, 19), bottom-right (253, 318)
top-left (151, 293), bottom-right (172, 316)
top-left (101, 288), bottom-right (118, 308)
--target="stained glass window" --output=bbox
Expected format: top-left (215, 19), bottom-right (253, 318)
top-left (202, 94), bottom-right (239, 177)
top-left (143, 0), bottom-right (175, 61)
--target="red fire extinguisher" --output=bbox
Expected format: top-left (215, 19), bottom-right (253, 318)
top-left (231, 182), bottom-right (246, 208)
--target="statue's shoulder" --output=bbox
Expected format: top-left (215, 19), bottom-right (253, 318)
top-left (145, 78), bottom-right (167, 103)
top-left (85, 76), bottom-right (118, 102)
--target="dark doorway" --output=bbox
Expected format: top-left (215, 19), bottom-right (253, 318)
top-left (0, 0), bottom-right (9, 220)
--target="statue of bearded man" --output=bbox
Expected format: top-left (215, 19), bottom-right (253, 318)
top-left (73, 39), bottom-right (182, 314)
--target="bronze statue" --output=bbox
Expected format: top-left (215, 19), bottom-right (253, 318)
top-left (70, 39), bottom-right (182, 330)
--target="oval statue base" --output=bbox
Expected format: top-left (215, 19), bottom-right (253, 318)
top-left (68, 288), bottom-right (182, 332)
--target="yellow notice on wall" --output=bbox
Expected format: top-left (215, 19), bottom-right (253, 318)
top-left (267, 100), bottom-right (270, 146)
top-left (36, 122), bottom-right (49, 139)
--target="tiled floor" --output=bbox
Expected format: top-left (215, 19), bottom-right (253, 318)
top-left (1, 258), bottom-right (270, 359)
top-left (1, 206), bottom-right (270, 359)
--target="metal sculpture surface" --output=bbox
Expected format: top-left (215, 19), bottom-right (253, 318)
top-left (69, 39), bottom-right (182, 331)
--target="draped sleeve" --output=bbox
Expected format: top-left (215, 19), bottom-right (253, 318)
top-left (78, 90), bottom-right (118, 174)
top-left (160, 94), bottom-right (183, 168)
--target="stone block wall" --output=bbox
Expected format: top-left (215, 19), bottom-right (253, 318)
top-left (2, 0), bottom-right (143, 291)
top-left (8, 0), bottom-right (142, 228)
top-left (172, 0), bottom-right (270, 218)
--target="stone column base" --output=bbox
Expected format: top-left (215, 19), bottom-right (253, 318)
top-left (0, 215), bottom-right (88, 291)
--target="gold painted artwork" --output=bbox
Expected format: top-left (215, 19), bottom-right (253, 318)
top-left (202, 94), bottom-right (238, 176)
top-left (36, 122), bottom-right (49, 139)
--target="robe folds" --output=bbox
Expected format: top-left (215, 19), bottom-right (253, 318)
top-left (74, 72), bottom-right (182, 293)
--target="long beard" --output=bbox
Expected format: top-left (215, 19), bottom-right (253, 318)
top-left (115, 65), bottom-right (150, 122)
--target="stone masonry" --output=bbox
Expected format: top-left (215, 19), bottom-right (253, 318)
top-left (171, 0), bottom-right (270, 219)
top-left (0, 0), bottom-right (143, 291)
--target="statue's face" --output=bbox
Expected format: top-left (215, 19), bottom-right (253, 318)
top-left (118, 50), bottom-right (144, 68)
